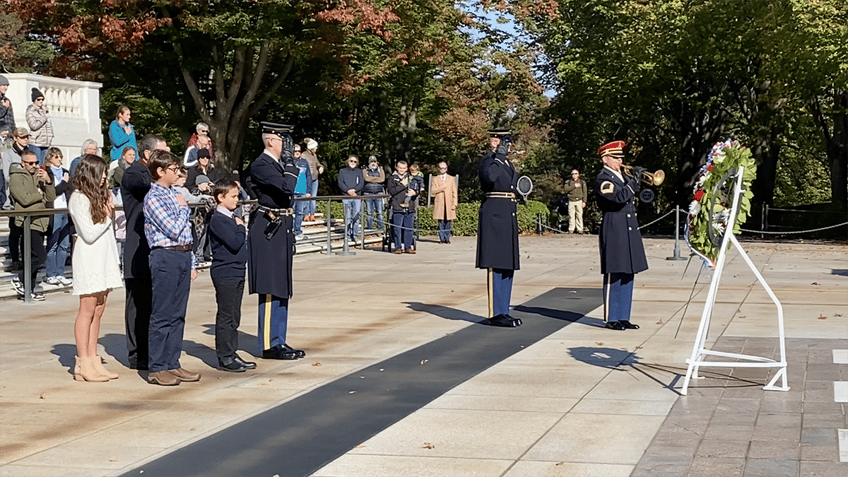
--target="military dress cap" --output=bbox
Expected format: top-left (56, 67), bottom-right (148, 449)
top-left (488, 128), bottom-right (512, 137)
top-left (598, 140), bottom-right (626, 159)
top-left (260, 121), bottom-right (294, 137)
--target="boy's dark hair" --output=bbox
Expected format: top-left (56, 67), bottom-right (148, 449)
top-left (213, 178), bottom-right (239, 203)
top-left (147, 150), bottom-right (180, 180)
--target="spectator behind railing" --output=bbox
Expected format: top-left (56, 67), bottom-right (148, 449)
top-left (292, 144), bottom-right (312, 240)
top-left (108, 105), bottom-right (137, 163)
top-left (186, 149), bottom-right (222, 263)
top-left (69, 139), bottom-right (99, 178)
top-left (43, 147), bottom-right (73, 287)
top-left (300, 138), bottom-right (324, 221)
top-left (338, 155), bottom-right (364, 243)
top-left (9, 149), bottom-right (55, 301)
top-left (67, 155), bottom-right (123, 382)
top-left (109, 146), bottom-right (136, 196)
top-left (25, 88), bottom-right (54, 164)
top-left (388, 160), bottom-right (416, 254)
top-left (362, 155), bottom-right (386, 232)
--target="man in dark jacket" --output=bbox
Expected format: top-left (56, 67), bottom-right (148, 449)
top-left (338, 155), bottom-right (364, 242)
top-left (476, 130), bottom-right (521, 327)
top-left (594, 140), bottom-right (648, 331)
top-left (248, 122), bottom-right (305, 360)
top-left (121, 134), bottom-right (168, 370)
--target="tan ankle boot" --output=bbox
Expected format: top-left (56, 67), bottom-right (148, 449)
top-left (74, 356), bottom-right (109, 382)
top-left (91, 355), bottom-right (119, 380)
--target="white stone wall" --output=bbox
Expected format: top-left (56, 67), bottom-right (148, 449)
top-left (4, 73), bottom-right (104, 167)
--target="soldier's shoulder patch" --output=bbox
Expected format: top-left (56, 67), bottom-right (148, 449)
top-left (600, 181), bottom-right (615, 194)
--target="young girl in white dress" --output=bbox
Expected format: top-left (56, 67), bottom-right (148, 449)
top-left (67, 156), bottom-right (124, 382)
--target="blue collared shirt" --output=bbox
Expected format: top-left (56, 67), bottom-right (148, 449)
top-left (143, 182), bottom-right (195, 268)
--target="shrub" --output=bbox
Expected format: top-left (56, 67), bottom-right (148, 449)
top-left (417, 200), bottom-right (550, 236)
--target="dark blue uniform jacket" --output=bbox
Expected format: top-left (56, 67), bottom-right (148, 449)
top-left (476, 150), bottom-right (519, 270)
top-left (594, 167), bottom-right (648, 275)
top-left (248, 152), bottom-right (298, 298)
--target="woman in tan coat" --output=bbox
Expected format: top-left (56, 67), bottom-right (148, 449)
top-left (431, 161), bottom-right (458, 243)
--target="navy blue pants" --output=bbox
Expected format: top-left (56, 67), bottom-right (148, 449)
top-left (148, 249), bottom-right (192, 373)
top-left (258, 294), bottom-right (289, 352)
top-left (487, 268), bottom-right (514, 317)
top-left (603, 272), bottom-right (634, 323)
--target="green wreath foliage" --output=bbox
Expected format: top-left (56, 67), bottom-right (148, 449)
top-left (686, 142), bottom-right (757, 267)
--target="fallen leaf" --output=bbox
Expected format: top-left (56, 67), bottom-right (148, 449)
top-left (312, 362), bottom-right (322, 366)
top-left (595, 342), bottom-right (604, 346)
top-left (812, 282), bottom-right (820, 285)
top-left (739, 316), bottom-right (746, 319)
top-left (423, 442), bottom-right (435, 449)
top-left (190, 428), bottom-right (195, 431)
top-left (656, 319), bottom-right (664, 324)
top-left (355, 445), bottom-right (366, 448)
top-left (635, 346), bottom-right (643, 350)
top-left (420, 359), bottom-right (428, 365)
top-left (39, 393), bottom-right (45, 399)
top-left (555, 462), bottom-right (564, 466)
top-left (818, 315), bottom-right (827, 320)
top-left (835, 313), bottom-right (842, 317)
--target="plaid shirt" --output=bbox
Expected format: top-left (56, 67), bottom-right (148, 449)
top-left (143, 182), bottom-right (195, 269)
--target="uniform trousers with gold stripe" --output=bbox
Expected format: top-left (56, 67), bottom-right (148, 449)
top-left (258, 294), bottom-right (289, 352)
top-left (487, 268), bottom-right (514, 318)
top-left (602, 272), bottom-right (634, 323)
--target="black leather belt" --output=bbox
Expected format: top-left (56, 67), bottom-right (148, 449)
top-left (152, 244), bottom-right (192, 251)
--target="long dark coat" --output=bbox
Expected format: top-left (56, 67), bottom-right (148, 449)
top-left (594, 167), bottom-right (648, 275)
top-left (248, 151), bottom-right (299, 298)
top-left (120, 161), bottom-right (151, 279)
top-left (476, 151), bottom-right (520, 270)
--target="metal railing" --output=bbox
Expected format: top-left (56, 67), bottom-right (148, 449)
top-left (1, 194), bottom-right (390, 302)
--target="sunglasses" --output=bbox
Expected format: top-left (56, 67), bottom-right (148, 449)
top-left (23, 161), bottom-right (39, 165)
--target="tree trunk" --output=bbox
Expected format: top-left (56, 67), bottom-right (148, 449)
top-left (809, 90), bottom-right (848, 207)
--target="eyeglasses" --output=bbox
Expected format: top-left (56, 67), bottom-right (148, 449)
top-left (199, 130), bottom-right (209, 134)
top-left (22, 161), bottom-right (39, 165)
top-left (439, 167), bottom-right (448, 170)
top-left (166, 165), bottom-right (180, 173)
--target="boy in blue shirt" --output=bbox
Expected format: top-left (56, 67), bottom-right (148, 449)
top-left (208, 179), bottom-right (255, 372)
top-left (143, 150), bottom-right (199, 386)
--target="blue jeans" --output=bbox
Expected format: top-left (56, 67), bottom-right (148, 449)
top-left (46, 213), bottom-right (72, 278)
top-left (364, 195), bottom-right (384, 230)
top-left (294, 193), bottom-right (308, 235)
top-left (343, 198), bottom-right (361, 239)
top-left (438, 219), bottom-right (452, 242)
top-left (391, 210), bottom-right (414, 250)
top-left (308, 179), bottom-right (319, 215)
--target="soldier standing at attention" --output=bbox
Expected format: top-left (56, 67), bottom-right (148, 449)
top-left (248, 122), bottom-right (306, 360)
top-left (476, 129), bottom-right (522, 327)
top-left (594, 140), bottom-right (648, 331)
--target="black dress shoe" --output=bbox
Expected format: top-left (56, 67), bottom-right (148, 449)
top-left (605, 321), bottom-right (626, 330)
top-left (504, 314), bottom-right (523, 326)
top-left (282, 344), bottom-right (305, 358)
top-left (218, 358), bottom-right (247, 372)
top-left (233, 353), bottom-right (257, 369)
top-left (620, 321), bottom-right (640, 329)
top-left (262, 346), bottom-right (298, 360)
top-left (483, 315), bottom-right (520, 327)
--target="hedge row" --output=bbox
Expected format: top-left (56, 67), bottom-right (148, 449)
top-left (316, 199), bottom-right (550, 236)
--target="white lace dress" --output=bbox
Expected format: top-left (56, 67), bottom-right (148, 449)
top-left (68, 191), bottom-right (124, 295)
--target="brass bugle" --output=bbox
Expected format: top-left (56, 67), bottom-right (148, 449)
top-left (622, 165), bottom-right (665, 186)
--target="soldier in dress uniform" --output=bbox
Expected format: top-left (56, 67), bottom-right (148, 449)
top-left (593, 140), bottom-right (648, 330)
top-left (476, 129), bottom-right (522, 327)
top-left (248, 122), bottom-right (306, 360)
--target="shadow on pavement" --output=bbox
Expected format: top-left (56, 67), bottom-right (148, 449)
top-left (404, 302), bottom-right (482, 323)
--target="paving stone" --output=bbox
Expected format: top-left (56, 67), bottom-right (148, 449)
top-left (742, 458), bottom-right (799, 477)
top-left (799, 461), bottom-right (848, 477)
top-left (630, 455), bottom-right (693, 477)
top-left (695, 439), bottom-right (750, 459)
top-left (747, 438), bottom-right (800, 460)
top-left (801, 428), bottom-right (839, 461)
top-left (686, 456), bottom-right (745, 477)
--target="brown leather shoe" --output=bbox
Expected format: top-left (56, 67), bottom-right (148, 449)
top-left (406, 249), bottom-right (416, 254)
top-left (393, 249), bottom-right (404, 254)
top-left (148, 370), bottom-right (180, 386)
top-left (169, 368), bottom-right (201, 382)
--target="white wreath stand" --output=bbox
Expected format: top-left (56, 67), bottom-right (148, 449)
top-left (680, 166), bottom-right (789, 395)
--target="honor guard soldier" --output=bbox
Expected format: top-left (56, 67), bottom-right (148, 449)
top-left (476, 129), bottom-right (522, 327)
top-left (248, 122), bottom-right (306, 360)
top-left (594, 140), bottom-right (648, 330)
